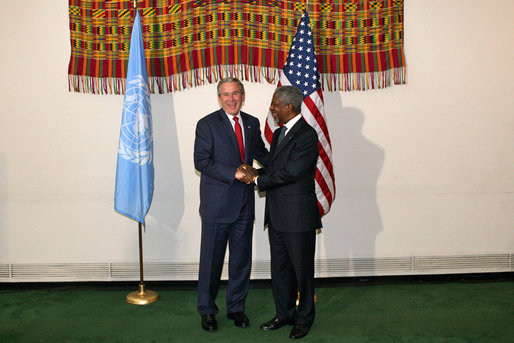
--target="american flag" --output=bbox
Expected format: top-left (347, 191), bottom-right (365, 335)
top-left (264, 10), bottom-right (335, 216)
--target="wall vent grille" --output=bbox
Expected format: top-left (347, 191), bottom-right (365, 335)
top-left (315, 257), bottom-right (413, 277)
top-left (110, 262), bottom-right (200, 280)
top-left (251, 261), bottom-right (271, 279)
top-left (0, 264), bottom-right (9, 278)
top-left (10, 263), bottom-right (109, 279)
top-left (414, 254), bottom-right (510, 271)
top-left (0, 254), bottom-right (512, 282)
top-left (109, 261), bottom-right (273, 280)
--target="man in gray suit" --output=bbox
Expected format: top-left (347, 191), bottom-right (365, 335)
top-left (252, 85), bottom-right (322, 340)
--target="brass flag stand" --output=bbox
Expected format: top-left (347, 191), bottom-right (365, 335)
top-left (122, 0), bottom-right (158, 306)
top-left (126, 223), bottom-right (159, 305)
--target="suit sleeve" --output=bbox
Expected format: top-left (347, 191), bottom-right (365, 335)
top-left (252, 120), bottom-right (269, 168)
top-left (257, 129), bottom-right (318, 191)
top-left (194, 118), bottom-right (237, 184)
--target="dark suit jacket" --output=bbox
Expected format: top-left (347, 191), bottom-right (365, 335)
top-left (257, 117), bottom-right (322, 232)
top-left (194, 109), bottom-right (268, 223)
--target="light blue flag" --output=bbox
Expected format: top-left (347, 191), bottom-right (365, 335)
top-left (114, 12), bottom-right (154, 227)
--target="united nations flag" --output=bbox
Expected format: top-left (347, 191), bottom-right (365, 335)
top-left (114, 11), bottom-right (154, 226)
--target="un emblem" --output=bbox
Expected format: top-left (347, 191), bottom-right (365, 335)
top-left (118, 75), bottom-right (153, 165)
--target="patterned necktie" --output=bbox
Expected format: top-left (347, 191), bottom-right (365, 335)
top-left (277, 126), bottom-right (287, 146)
top-left (233, 116), bottom-right (245, 162)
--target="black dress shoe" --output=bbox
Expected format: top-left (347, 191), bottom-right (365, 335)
top-left (201, 314), bottom-right (217, 332)
top-left (289, 324), bottom-right (310, 339)
top-left (260, 316), bottom-right (291, 331)
top-left (227, 311), bottom-right (249, 328)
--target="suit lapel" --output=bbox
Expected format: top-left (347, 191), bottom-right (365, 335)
top-left (272, 117), bottom-right (306, 160)
top-left (217, 110), bottom-right (240, 159)
top-left (269, 127), bottom-right (280, 157)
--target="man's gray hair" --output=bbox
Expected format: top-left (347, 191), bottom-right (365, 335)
top-left (274, 86), bottom-right (303, 113)
top-left (217, 77), bottom-right (245, 96)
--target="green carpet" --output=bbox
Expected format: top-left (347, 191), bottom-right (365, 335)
top-left (1, 280), bottom-right (513, 342)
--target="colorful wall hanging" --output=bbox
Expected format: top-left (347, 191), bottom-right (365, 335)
top-left (68, 0), bottom-right (406, 94)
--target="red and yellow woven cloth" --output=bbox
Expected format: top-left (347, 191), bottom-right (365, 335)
top-left (68, 0), bottom-right (406, 94)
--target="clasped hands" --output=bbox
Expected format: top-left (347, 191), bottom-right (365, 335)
top-left (235, 164), bottom-right (258, 184)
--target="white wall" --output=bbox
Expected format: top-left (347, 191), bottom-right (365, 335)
top-left (0, 2), bottom-right (512, 276)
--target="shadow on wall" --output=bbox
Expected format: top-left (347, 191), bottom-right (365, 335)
top-left (321, 94), bottom-right (385, 268)
top-left (144, 96), bottom-right (185, 254)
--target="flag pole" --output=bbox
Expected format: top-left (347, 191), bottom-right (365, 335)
top-left (126, 222), bottom-right (159, 305)
top-left (122, 0), bottom-right (158, 306)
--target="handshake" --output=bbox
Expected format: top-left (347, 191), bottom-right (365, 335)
top-left (235, 164), bottom-right (258, 184)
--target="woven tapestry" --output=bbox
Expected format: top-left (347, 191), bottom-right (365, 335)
top-left (68, 0), bottom-right (406, 94)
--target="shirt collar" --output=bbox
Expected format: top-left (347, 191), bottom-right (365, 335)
top-left (224, 111), bottom-right (241, 122)
top-left (283, 113), bottom-right (302, 133)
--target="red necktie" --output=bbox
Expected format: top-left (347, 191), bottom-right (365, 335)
top-left (233, 116), bottom-right (245, 162)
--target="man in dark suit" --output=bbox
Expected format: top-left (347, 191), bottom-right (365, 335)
top-left (253, 86), bottom-right (321, 340)
top-left (193, 78), bottom-right (268, 332)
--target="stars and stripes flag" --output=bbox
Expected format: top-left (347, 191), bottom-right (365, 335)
top-left (264, 10), bottom-right (335, 216)
top-left (114, 11), bottom-right (154, 226)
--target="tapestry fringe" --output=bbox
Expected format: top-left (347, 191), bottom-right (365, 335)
top-left (322, 67), bottom-right (407, 92)
top-left (69, 65), bottom-right (406, 95)
top-left (150, 64), bottom-right (279, 94)
top-left (69, 75), bottom-right (126, 95)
